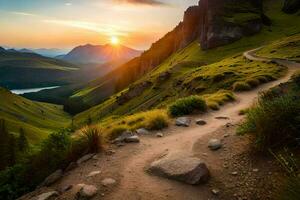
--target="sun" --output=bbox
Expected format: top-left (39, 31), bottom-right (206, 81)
top-left (110, 36), bottom-right (119, 45)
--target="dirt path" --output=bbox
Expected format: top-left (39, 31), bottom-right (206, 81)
top-left (20, 50), bottom-right (300, 200)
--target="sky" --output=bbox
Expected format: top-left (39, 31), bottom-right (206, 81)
top-left (0, 0), bottom-right (198, 50)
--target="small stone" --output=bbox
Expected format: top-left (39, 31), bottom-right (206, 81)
top-left (175, 117), bottom-right (191, 127)
top-left (223, 133), bottom-right (230, 138)
top-left (253, 168), bottom-right (259, 172)
top-left (35, 191), bottom-right (59, 200)
top-left (215, 116), bottom-right (229, 120)
top-left (106, 150), bottom-right (116, 155)
top-left (61, 185), bottom-right (73, 192)
top-left (156, 132), bottom-right (164, 137)
top-left (212, 189), bottom-right (220, 195)
top-left (116, 143), bottom-right (125, 147)
top-left (124, 135), bottom-right (140, 143)
top-left (77, 154), bottom-right (95, 165)
top-left (41, 169), bottom-right (63, 186)
top-left (136, 128), bottom-right (150, 135)
top-left (231, 171), bottom-right (238, 176)
top-left (92, 155), bottom-right (98, 160)
top-left (75, 184), bottom-right (98, 200)
top-left (196, 119), bottom-right (207, 125)
top-left (208, 139), bottom-right (222, 150)
top-left (87, 171), bottom-right (101, 177)
top-left (101, 178), bottom-right (117, 186)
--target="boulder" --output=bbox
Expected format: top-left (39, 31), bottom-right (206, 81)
top-left (35, 191), bottom-right (59, 200)
top-left (124, 135), bottom-right (140, 143)
top-left (195, 119), bottom-right (207, 125)
top-left (75, 184), bottom-right (98, 200)
top-left (136, 128), bottom-right (150, 135)
top-left (112, 131), bottom-right (134, 143)
top-left (148, 153), bottom-right (210, 185)
top-left (208, 139), bottom-right (222, 150)
top-left (156, 132), bottom-right (164, 137)
top-left (101, 178), bottom-right (117, 186)
top-left (77, 154), bottom-right (95, 165)
top-left (41, 170), bottom-right (63, 186)
top-left (175, 117), bottom-right (191, 127)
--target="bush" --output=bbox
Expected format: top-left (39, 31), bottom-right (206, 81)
top-left (292, 70), bottom-right (300, 86)
top-left (238, 93), bottom-right (300, 151)
top-left (246, 78), bottom-right (260, 87)
top-left (233, 81), bottom-right (252, 91)
top-left (168, 96), bottom-right (207, 117)
top-left (145, 114), bottom-right (169, 130)
top-left (80, 127), bottom-right (103, 153)
top-left (207, 102), bottom-right (220, 110)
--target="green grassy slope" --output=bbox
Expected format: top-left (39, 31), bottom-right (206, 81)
top-left (71, 0), bottom-right (300, 110)
top-left (0, 88), bottom-right (71, 143)
top-left (74, 0), bottom-right (300, 125)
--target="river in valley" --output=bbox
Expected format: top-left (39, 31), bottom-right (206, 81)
top-left (11, 86), bottom-right (60, 95)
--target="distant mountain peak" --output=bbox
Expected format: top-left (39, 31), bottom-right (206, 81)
top-left (59, 43), bottom-right (142, 64)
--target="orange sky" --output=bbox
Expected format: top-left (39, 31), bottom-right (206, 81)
top-left (0, 0), bottom-right (198, 50)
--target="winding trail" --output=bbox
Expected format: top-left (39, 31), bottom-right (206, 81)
top-left (20, 49), bottom-right (300, 200)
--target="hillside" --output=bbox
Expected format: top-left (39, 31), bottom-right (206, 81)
top-left (59, 44), bottom-right (141, 65)
top-left (67, 0), bottom-right (284, 113)
top-left (0, 49), bottom-right (79, 89)
top-left (0, 87), bottom-right (71, 143)
top-left (74, 0), bottom-right (300, 124)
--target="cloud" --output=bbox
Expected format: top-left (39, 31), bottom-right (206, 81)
top-left (43, 19), bottom-right (131, 37)
top-left (10, 11), bottom-right (37, 17)
top-left (113, 0), bottom-right (167, 6)
top-left (65, 3), bottom-right (72, 6)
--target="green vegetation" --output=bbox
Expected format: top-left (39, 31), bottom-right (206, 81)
top-left (257, 34), bottom-right (300, 61)
top-left (203, 90), bottom-right (235, 110)
top-left (0, 87), bottom-right (71, 144)
top-left (238, 69), bottom-right (300, 151)
top-left (233, 81), bottom-right (252, 91)
top-left (168, 96), bottom-right (207, 117)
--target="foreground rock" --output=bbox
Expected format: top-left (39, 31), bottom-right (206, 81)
top-left (208, 139), bottom-right (222, 150)
top-left (148, 153), bottom-right (210, 185)
top-left (113, 131), bottom-right (140, 143)
top-left (35, 191), bottom-right (59, 200)
top-left (75, 184), bottom-right (98, 200)
top-left (124, 135), bottom-right (140, 143)
top-left (175, 117), bottom-right (191, 127)
top-left (41, 169), bottom-right (63, 187)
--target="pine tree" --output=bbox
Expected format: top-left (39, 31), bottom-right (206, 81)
top-left (18, 128), bottom-right (28, 151)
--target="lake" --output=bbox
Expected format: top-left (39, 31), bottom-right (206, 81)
top-left (11, 86), bottom-right (60, 95)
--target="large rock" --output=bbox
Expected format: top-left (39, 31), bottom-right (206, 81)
top-left (175, 117), bottom-right (191, 127)
top-left (148, 153), bottom-right (210, 185)
top-left (75, 184), bottom-right (98, 200)
top-left (41, 170), bottom-right (63, 186)
top-left (35, 191), bottom-right (59, 200)
top-left (124, 135), bottom-right (140, 143)
top-left (113, 131), bottom-right (140, 143)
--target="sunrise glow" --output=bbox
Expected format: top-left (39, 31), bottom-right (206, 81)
top-left (110, 36), bottom-right (120, 45)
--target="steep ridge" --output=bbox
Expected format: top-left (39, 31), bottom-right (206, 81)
top-left (67, 0), bottom-right (266, 112)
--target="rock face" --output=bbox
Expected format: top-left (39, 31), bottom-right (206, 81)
top-left (175, 117), bottom-right (191, 127)
top-left (41, 170), bottom-right (63, 186)
top-left (148, 153), bottom-right (210, 185)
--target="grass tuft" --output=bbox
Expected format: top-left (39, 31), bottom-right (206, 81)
top-left (168, 96), bottom-right (207, 117)
top-left (80, 127), bottom-right (103, 153)
top-left (233, 81), bottom-right (252, 91)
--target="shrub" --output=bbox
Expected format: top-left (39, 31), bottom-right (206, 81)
top-left (233, 81), bottom-right (252, 91)
top-left (246, 78), bottom-right (260, 87)
top-left (145, 113), bottom-right (169, 130)
top-left (207, 102), bottom-right (220, 110)
top-left (238, 93), bottom-right (300, 151)
top-left (203, 90), bottom-right (235, 110)
top-left (292, 70), bottom-right (300, 86)
top-left (168, 96), bottom-right (207, 117)
top-left (80, 127), bottom-right (103, 153)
